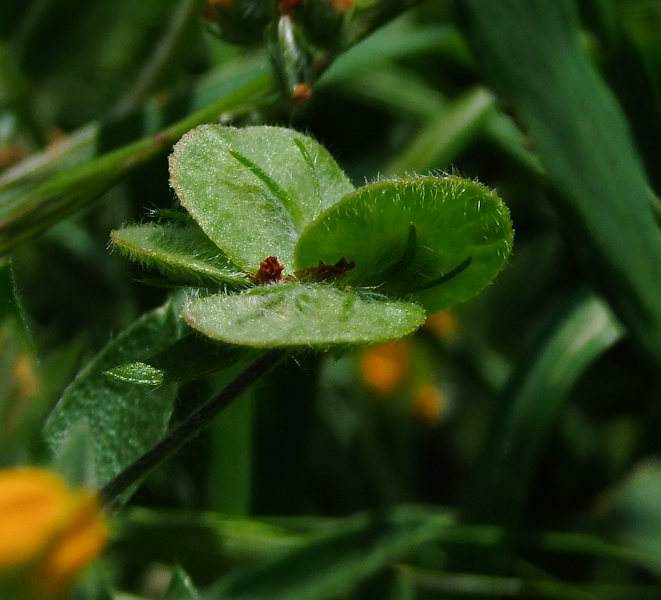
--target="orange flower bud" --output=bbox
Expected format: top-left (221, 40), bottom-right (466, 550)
top-left (0, 468), bottom-right (108, 600)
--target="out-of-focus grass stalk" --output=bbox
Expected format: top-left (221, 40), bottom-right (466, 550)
top-left (0, 63), bottom-right (273, 256)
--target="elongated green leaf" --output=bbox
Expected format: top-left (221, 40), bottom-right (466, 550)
top-left (0, 64), bottom-right (272, 256)
top-left (0, 260), bottom-right (30, 334)
top-left (0, 260), bottom-right (41, 455)
top-left (44, 299), bottom-right (188, 488)
top-left (182, 283), bottom-right (425, 348)
top-left (114, 508), bottom-right (303, 579)
top-left (114, 505), bottom-right (654, 583)
top-left (111, 223), bottom-right (249, 289)
top-left (168, 125), bottom-right (355, 274)
top-left (106, 332), bottom-right (247, 385)
top-left (206, 508), bottom-right (453, 600)
top-left (599, 460), bottom-right (661, 577)
top-left (456, 0), bottom-right (661, 364)
top-left (319, 22), bottom-right (471, 87)
top-left (210, 387), bottom-right (255, 516)
top-left (385, 87), bottom-right (497, 175)
top-left (460, 292), bottom-right (624, 528)
top-left (164, 567), bottom-right (199, 600)
top-left (295, 177), bottom-right (513, 315)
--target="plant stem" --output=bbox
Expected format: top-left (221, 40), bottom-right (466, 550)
top-left (0, 62), bottom-right (273, 256)
top-left (116, 0), bottom-right (207, 114)
top-left (101, 349), bottom-right (286, 506)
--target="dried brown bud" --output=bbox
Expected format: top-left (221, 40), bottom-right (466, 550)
top-left (251, 256), bottom-right (287, 284)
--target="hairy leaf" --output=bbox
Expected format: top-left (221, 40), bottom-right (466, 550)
top-left (169, 125), bottom-right (355, 274)
top-left (106, 332), bottom-right (247, 385)
top-left (182, 283), bottom-right (425, 348)
top-left (111, 222), bottom-right (248, 289)
top-left (44, 300), bottom-right (187, 488)
top-left (295, 176), bottom-right (513, 314)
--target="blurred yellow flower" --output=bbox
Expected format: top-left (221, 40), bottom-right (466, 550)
top-left (359, 341), bottom-right (410, 397)
top-left (0, 467), bottom-right (108, 600)
top-left (424, 311), bottom-right (459, 341)
top-left (412, 383), bottom-right (446, 425)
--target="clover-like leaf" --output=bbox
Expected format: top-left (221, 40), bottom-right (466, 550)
top-left (169, 125), bottom-right (355, 275)
top-left (111, 222), bottom-right (248, 289)
top-left (295, 176), bottom-right (513, 314)
top-left (114, 126), bottom-right (513, 352)
top-left (182, 283), bottom-right (426, 348)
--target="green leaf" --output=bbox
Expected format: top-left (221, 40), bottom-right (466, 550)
top-left (210, 387), bottom-right (255, 516)
top-left (111, 223), bottom-right (249, 289)
top-left (295, 176), bottom-right (513, 315)
top-left (182, 283), bottom-right (425, 348)
top-left (456, 0), bottom-right (661, 364)
top-left (599, 459), bottom-right (661, 577)
top-left (44, 299), bottom-right (187, 488)
top-left (0, 260), bottom-right (43, 457)
top-left (0, 63), bottom-right (272, 256)
top-left (206, 508), bottom-right (453, 600)
top-left (460, 292), bottom-right (624, 529)
top-left (168, 125), bottom-right (355, 274)
top-left (106, 332), bottom-right (247, 385)
top-left (385, 88), bottom-right (497, 175)
top-left (51, 419), bottom-right (98, 489)
top-left (163, 566), bottom-right (199, 600)
top-left (114, 508), bottom-right (303, 578)
top-left (0, 259), bottom-right (30, 334)
top-left (106, 362), bottom-right (166, 386)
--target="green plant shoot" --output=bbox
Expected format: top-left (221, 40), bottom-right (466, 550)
top-left (112, 124), bottom-right (513, 351)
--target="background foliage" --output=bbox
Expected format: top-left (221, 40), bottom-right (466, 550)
top-left (2, 0), bottom-right (661, 598)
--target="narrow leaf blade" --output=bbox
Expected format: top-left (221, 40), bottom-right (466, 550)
top-left (456, 0), bottom-right (661, 363)
top-left (207, 508), bottom-right (453, 600)
top-left (461, 292), bottom-right (624, 528)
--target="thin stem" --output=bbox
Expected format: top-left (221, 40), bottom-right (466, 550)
top-left (0, 63), bottom-right (273, 256)
top-left (116, 0), bottom-right (207, 114)
top-left (101, 349), bottom-right (286, 506)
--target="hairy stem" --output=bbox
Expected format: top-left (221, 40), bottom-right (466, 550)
top-left (101, 349), bottom-right (286, 506)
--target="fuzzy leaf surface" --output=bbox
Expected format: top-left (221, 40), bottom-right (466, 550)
top-left (44, 300), bottom-right (187, 488)
top-left (295, 176), bottom-right (513, 314)
top-left (169, 125), bottom-right (355, 275)
top-left (182, 283), bottom-right (425, 348)
top-left (111, 223), bottom-right (248, 288)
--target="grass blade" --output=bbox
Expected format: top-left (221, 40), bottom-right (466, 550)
top-left (456, 0), bottom-right (661, 364)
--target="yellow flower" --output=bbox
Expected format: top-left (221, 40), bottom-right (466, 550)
top-left (0, 468), bottom-right (108, 600)
top-left (424, 311), bottom-right (459, 341)
top-left (411, 383), bottom-right (447, 425)
top-left (359, 341), bottom-right (410, 397)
